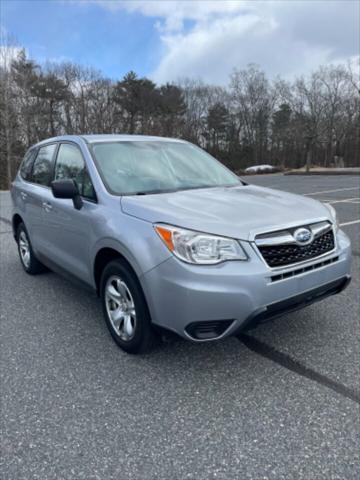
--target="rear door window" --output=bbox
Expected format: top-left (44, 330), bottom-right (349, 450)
top-left (19, 149), bottom-right (36, 181)
top-left (31, 144), bottom-right (57, 186)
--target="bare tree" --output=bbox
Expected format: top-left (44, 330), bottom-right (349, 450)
top-left (0, 34), bottom-right (22, 188)
top-left (1, 36), bottom-right (359, 189)
top-left (230, 65), bottom-right (277, 165)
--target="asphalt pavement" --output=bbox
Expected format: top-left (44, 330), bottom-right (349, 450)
top-left (1, 175), bottom-right (359, 480)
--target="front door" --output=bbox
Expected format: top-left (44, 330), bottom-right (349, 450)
top-left (40, 142), bottom-right (97, 284)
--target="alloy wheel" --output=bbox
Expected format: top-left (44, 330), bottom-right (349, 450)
top-left (105, 275), bottom-right (137, 341)
top-left (19, 231), bottom-right (31, 268)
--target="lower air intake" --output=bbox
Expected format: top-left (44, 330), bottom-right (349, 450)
top-left (185, 320), bottom-right (233, 340)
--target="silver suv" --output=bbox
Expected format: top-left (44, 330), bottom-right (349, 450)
top-left (11, 135), bottom-right (351, 353)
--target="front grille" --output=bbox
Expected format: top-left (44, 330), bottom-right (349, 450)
top-left (258, 230), bottom-right (335, 268)
top-left (270, 256), bottom-right (339, 282)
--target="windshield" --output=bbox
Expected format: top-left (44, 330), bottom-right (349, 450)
top-left (91, 141), bottom-right (240, 195)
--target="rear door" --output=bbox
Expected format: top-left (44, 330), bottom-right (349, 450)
top-left (19, 143), bottom-right (57, 253)
top-left (12, 147), bottom-right (37, 230)
top-left (40, 142), bottom-right (97, 283)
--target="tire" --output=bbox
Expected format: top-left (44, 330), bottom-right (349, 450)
top-left (17, 223), bottom-right (46, 275)
top-left (100, 259), bottom-right (159, 354)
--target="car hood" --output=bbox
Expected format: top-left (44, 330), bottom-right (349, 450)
top-left (121, 185), bottom-right (331, 241)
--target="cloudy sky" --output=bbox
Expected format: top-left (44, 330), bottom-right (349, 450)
top-left (1, 0), bottom-right (359, 84)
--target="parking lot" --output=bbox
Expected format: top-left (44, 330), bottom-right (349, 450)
top-left (1, 175), bottom-right (359, 480)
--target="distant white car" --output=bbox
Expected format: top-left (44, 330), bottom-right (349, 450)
top-left (245, 164), bottom-right (277, 174)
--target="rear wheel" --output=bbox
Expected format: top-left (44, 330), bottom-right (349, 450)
top-left (100, 259), bottom-right (159, 354)
top-left (17, 223), bottom-right (45, 274)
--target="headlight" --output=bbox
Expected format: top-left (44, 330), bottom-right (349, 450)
top-left (154, 224), bottom-right (248, 264)
top-left (324, 203), bottom-right (339, 232)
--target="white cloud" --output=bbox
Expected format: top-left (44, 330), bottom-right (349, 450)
top-left (121, 0), bottom-right (248, 32)
top-left (89, 0), bottom-right (360, 83)
top-left (90, 1), bottom-right (247, 25)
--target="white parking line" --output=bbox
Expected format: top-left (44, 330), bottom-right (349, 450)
top-left (327, 197), bottom-right (360, 205)
top-left (339, 219), bottom-right (360, 227)
top-left (304, 187), bottom-right (359, 196)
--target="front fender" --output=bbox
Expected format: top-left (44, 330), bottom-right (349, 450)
top-left (91, 214), bottom-right (172, 281)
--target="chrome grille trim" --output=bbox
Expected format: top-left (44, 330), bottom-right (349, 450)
top-left (255, 221), bottom-right (332, 247)
top-left (253, 222), bottom-right (337, 270)
top-left (311, 221), bottom-right (332, 238)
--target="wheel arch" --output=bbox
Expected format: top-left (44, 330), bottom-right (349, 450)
top-left (93, 246), bottom-right (141, 295)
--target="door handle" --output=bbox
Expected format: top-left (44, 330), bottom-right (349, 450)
top-left (21, 192), bottom-right (28, 200)
top-left (42, 201), bottom-right (53, 212)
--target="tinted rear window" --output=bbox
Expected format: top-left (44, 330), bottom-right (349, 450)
top-left (19, 149), bottom-right (36, 181)
top-left (32, 144), bottom-right (57, 186)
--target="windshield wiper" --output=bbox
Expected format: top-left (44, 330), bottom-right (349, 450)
top-left (128, 182), bottom-right (243, 196)
top-left (131, 188), bottom-right (179, 196)
top-left (178, 183), bottom-right (242, 192)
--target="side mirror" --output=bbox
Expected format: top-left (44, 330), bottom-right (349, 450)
top-left (51, 179), bottom-right (83, 210)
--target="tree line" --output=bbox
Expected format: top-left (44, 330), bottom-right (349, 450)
top-left (1, 42), bottom-right (359, 189)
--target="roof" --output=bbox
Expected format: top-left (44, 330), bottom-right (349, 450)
top-left (33, 134), bottom-right (185, 148)
top-left (82, 134), bottom-right (185, 144)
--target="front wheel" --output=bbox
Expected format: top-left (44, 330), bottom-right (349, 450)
top-left (100, 259), bottom-right (159, 354)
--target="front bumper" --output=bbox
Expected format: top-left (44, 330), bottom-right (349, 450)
top-left (239, 275), bottom-right (350, 332)
top-left (141, 229), bottom-right (351, 341)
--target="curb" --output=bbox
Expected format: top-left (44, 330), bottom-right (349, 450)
top-left (284, 171), bottom-right (360, 176)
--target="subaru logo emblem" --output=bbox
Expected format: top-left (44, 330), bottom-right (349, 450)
top-left (294, 227), bottom-right (313, 245)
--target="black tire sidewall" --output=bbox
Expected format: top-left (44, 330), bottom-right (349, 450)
top-left (100, 259), bottom-right (155, 353)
